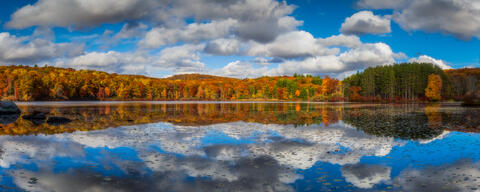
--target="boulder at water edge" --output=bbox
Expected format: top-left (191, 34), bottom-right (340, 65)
top-left (0, 100), bottom-right (21, 114)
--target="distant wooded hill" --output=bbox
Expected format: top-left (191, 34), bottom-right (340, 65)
top-left (0, 63), bottom-right (478, 102)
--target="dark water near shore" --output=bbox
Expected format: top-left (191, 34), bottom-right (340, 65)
top-left (0, 102), bottom-right (479, 191)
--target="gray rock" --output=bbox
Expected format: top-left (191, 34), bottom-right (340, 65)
top-left (0, 100), bottom-right (21, 114)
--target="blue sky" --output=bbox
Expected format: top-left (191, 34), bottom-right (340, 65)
top-left (0, 0), bottom-right (478, 78)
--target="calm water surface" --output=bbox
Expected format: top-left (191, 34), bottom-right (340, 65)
top-left (0, 102), bottom-right (479, 191)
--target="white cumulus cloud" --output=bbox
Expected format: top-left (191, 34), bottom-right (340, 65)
top-left (0, 32), bottom-right (83, 65)
top-left (204, 38), bottom-right (242, 56)
top-left (6, 0), bottom-right (160, 29)
top-left (340, 11), bottom-right (391, 35)
top-left (212, 61), bottom-right (268, 78)
top-left (357, 0), bottom-right (480, 40)
top-left (408, 55), bottom-right (452, 69)
top-left (247, 31), bottom-right (338, 59)
top-left (140, 19), bottom-right (237, 48)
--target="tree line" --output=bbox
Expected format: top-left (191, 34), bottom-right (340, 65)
top-left (0, 65), bottom-right (341, 101)
top-left (1, 63), bottom-right (478, 102)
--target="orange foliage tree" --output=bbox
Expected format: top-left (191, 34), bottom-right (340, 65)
top-left (425, 74), bottom-right (442, 101)
top-left (349, 86), bottom-right (362, 101)
top-left (321, 76), bottom-right (340, 95)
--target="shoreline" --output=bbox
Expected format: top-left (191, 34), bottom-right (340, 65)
top-left (13, 100), bottom-right (463, 106)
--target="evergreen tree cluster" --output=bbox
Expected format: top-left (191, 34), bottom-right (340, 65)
top-left (343, 63), bottom-right (448, 100)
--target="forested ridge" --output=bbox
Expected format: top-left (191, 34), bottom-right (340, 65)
top-left (0, 63), bottom-right (478, 102)
top-left (0, 65), bottom-right (338, 101)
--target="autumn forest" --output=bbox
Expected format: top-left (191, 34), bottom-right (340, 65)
top-left (1, 63), bottom-right (479, 103)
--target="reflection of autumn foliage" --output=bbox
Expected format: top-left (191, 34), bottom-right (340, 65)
top-left (321, 106), bottom-right (340, 127)
top-left (0, 103), bottom-right (343, 136)
top-left (425, 104), bottom-right (442, 129)
top-left (1, 103), bottom-right (478, 137)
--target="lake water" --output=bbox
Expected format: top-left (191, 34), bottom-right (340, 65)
top-left (0, 102), bottom-right (479, 191)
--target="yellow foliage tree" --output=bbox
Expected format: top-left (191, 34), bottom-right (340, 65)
top-left (425, 74), bottom-right (442, 101)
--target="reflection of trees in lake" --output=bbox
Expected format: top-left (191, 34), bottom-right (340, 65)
top-left (439, 108), bottom-right (480, 132)
top-left (0, 103), bottom-right (478, 138)
top-left (0, 113), bottom-right (20, 125)
top-left (0, 104), bottom-right (478, 191)
top-left (0, 103), bottom-right (342, 135)
top-left (425, 104), bottom-right (442, 129)
top-left (341, 105), bottom-right (445, 140)
top-left (341, 104), bottom-right (477, 139)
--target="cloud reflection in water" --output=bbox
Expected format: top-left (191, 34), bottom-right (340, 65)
top-left (0, 102), bottom-right (478, 191)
